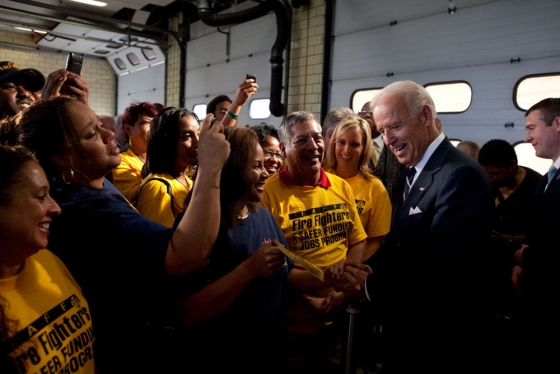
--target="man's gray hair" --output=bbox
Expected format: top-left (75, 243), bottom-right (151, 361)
top-left (322, 107), bottom-right (358, 138)
top-left (279, 111), bottom-right (319, 144)
top-left (371, 80), bottom-right (437, 119)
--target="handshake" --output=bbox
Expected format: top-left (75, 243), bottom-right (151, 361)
top-left (326, 260), bottom-right (373, 300)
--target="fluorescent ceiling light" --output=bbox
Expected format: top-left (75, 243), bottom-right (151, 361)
top-left (14, 27), bottom-right (32, 32)
top-left (70, 0), bottom-right (108, 7)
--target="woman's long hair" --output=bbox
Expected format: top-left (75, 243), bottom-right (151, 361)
top-left (15, 96), bottom-right (85, 182)
top-left (323, 117), bottom-right (374, 180)
top-left (143, 107), bottom-right (197, 178)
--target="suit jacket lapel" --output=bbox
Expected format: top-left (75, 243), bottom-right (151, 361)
top-left (391, 139), bottom-right (452, 229)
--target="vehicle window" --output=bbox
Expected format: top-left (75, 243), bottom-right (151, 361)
top-left (350, 89), bottom-right (382, 112)
top-left (425, 81), bottom-right (472, 113)
top-left (514, 141), bottom-right (551, 175)
top-left (249, 98), bottom-right (271, 120)
top-left (514, 73), bottom-right (560, 111)
top-left (192, 104), bottom-right (207, 122)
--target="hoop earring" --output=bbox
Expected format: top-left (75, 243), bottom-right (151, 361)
top-left (62, 168), bottom-right (75, 185)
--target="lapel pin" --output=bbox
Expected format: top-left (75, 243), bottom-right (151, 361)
top-left (419, 187), bottom-right (425, 191)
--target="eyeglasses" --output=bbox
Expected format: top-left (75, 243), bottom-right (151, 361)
top-left (263, 149), bottom-right (283, 160)
top-left (359, 109), bottom-right (373, 115)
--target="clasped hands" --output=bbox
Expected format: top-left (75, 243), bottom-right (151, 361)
top-left (325, 260), bottom-right (372, 300)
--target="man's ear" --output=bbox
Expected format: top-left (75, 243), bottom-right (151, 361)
top-left (422, 105), bottom-right (433, 127)
top-left (280, 142), bottom-right (287, 155)
top-left (326, 130), bottom-right (334, 143)
top-left (553, 116), bottom-right (560, 132)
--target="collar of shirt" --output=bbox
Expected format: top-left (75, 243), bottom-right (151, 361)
top-left (279, 166), bottom-right (332, 188)
top-left (373, 134), bottom-right (384, 153)
top-left (409, 132), bottom-right (446, 185)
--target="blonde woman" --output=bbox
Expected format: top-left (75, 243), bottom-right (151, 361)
top-left (323, 117), bottom-right (391, 260)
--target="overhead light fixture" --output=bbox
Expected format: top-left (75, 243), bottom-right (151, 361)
top-left (14, 27), bottom-right (33, 32)
top-left (70, 0), bottom-right (108, 7)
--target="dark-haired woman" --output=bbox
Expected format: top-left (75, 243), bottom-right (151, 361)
top-left (176, 127), bottom-right (291, 373)
top-left (14, 95), bottom-right (229, 371)
top-left (0, 145), bottom-right (95, 373)
top-left (112, 101), bottom-right (162, 202)
top-left (251, 123), bottom-right (284, 175)
top-left (135, 107), bottom-right (199, 227)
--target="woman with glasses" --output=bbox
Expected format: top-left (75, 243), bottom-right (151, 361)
top-left (251, 123), bottom-right (284, 175)
top-left (135, 107), bottom-right (200, 228)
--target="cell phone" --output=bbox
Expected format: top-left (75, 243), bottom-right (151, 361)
top-left (246, 74), bottom-right (256, 83)
top-left (65, 53), bottom-right (84, 75)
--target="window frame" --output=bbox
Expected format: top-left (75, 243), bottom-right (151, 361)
top-left (513, 72), bottom-right (560, 112)
top-left (423, 80), bottom-right (472, 114)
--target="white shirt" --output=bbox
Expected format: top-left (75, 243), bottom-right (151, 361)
top-left (408, 132), bottom-right (445, 188)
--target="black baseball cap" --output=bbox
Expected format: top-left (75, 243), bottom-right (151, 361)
top-left (0, 61), bottom-right (45, 92)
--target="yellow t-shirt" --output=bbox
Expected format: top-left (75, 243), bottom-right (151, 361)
top-left (112, 148), bottom-right (144, 202)
top-left (0, 250), bottom-right (95, 374)
top-left (136, 172), bottom-right (192, 228)
top-left (261, 170), bottom-right (367, 269)
top-left (343, 173), bottom-right (391, 240)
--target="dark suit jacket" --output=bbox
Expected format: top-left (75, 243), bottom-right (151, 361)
top-left (365, 138), bottom-right (494, 373)
top-left (518, 167), bottom-right (560, 370)
top-left (522, 168), bottom-right (560, 298)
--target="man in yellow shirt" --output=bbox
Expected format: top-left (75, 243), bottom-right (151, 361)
top-left (261, 111), bottom-right (366, 373)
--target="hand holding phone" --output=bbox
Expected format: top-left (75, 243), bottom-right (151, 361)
top-left (66, 53), bottom-right (84, 75)
top-left (246, 74), bottom-right (256, 83)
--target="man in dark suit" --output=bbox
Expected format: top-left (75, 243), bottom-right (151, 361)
top-left (512, 98), bottom-right (560, 373)
top-left (335, 81), bottom-right (494, 373)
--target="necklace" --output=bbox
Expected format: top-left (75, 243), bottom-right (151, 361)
top-left (238, 206), bottom-right (249, 219)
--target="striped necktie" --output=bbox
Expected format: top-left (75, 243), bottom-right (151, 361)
top-left (548, 165), bottom-right (558, 184)
top-left (403, 166), bottom-right (416, 200)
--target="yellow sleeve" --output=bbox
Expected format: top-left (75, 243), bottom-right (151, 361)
top-left (136, 179), bottom-right (175, 228)
top-left (366, 179), bottom-right (392, 238)
top-left (112, 156), bottom-right (143, 202)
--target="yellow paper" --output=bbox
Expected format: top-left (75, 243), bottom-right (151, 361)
top-left (277, 244), bottom-right (324, 282)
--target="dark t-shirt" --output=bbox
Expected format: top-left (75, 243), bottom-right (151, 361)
top-left (494, 166), bottom-right (542, 235)
top-left (48, 178), bottom-right (172, 371)
top-left (185, 206), bottom-right (292, 373)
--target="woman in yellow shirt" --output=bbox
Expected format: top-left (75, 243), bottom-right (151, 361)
top-left (136, 107), bottom-right (199, 227)
top-left (323, 117), bottom-right (392, 260)
top-left (0, 145), bottom-right (95, 373)
top-left (112, 101), bottom-right (162, 202)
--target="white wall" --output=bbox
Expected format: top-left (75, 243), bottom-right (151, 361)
top-left (329, 0), bottom-right (560, 147)
top-left (185, 5), bottom-right (285, 128)
top-left (117, 63), bottom-right (165, 114)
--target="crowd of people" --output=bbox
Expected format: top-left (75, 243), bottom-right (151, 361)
top-left (0, 59), bottom-right (559, 374)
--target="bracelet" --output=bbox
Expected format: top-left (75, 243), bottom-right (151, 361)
top-left (226, 111), bottom-right (238, 119)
